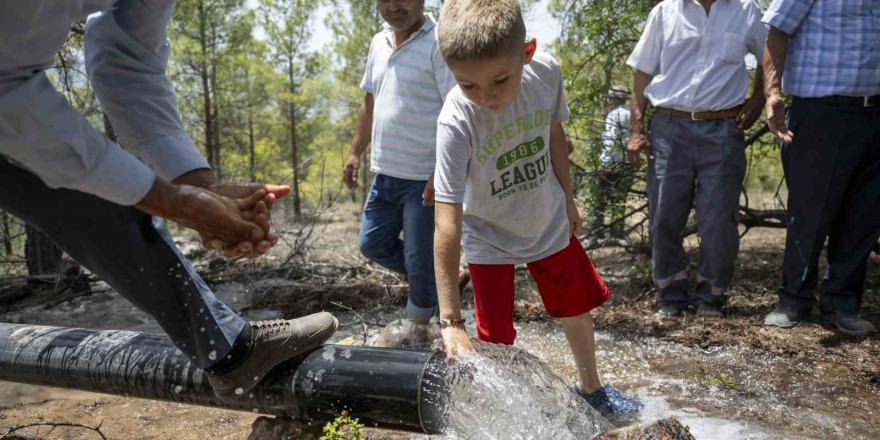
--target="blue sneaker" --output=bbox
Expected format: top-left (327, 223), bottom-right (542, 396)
top-left (574, 382), bottom-right (643, 420)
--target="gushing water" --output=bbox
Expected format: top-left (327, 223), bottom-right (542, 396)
top-left (439, 340), bottom-right (613, 440)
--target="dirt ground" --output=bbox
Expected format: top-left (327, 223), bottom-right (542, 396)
top-left (0, 201), bottom-right (877, 439)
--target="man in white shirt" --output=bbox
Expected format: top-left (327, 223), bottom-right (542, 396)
top-left (592, 87), bottom-right (633, 238)
top-left (341, 0), bottom-right (460, 346)
top-left (626, 0), bottom-right (767, 318)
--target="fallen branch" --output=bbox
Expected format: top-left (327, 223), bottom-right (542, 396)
top-left (1, 421), bottom-right (107, 440)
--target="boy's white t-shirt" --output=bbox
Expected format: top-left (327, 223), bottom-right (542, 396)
top-left (434, 52), bottom-right (571, 265)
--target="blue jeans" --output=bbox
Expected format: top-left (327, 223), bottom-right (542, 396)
top-left (359, 174), bottom-right (437, 319)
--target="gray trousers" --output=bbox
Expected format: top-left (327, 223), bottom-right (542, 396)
top-left (648, 115), bottom-right (746, 301)
top-left (779, 97), bottom-right (880, 314)
top-left (0, 155), bottom-right (245, 369)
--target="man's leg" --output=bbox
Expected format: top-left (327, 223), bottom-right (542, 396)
top-left (400, 178), bottom-right (438, 321)
top-left (358, 174), bottom-right (406, 274)
top-left (820, 104), bottom-right (880, 332)
top-left (648, 115), bottom-right (695, 305)
top-left (0, 156), bottom-right (242, 367)
top-left (692, 119), bottom-right (746, 312)
top-left (773, 99), bottom-right (860, 319)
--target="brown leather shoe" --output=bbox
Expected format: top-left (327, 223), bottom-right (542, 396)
top-left (207, 312), bottom-right (338, 400)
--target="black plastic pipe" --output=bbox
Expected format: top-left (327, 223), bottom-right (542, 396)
top-left (0, 323), bottom-right (448, 434)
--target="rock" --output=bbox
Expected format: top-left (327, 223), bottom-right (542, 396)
top-left (247, 416), bottom-right (324, 440)
top-left (596, 417), bottom-right (697, 440)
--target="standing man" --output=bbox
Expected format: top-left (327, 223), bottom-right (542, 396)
top-left (762, 0), bottom-right (879, 336)
top-left (0, 0), bottom-right (337, 401)
top-left (592, 87), bottom-right (633, 239)
top-left (342, 0), bottom-right (461, 346)
top-left (626, 0), bottom-right (768, 318)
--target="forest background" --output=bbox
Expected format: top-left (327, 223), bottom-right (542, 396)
top-left (0, 0), bottom-right (840, 273)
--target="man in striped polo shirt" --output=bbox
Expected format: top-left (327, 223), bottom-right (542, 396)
top-left (343, 0), bottom-right (460, 346)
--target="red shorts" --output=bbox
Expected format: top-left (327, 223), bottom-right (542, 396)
top-left (468, 236), bottom-right (609, 345)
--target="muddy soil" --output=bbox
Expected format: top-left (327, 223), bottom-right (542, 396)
top-left (0, 203), bottom-right (877, 439)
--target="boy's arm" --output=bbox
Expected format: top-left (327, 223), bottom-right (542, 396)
top-left (550, 123), bottom-right (582, 236)
top-left (434, 201), bottom-right (474, 356)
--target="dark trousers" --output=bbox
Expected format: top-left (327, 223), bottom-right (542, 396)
top-left (648, 115), bottom-right (746, 300)
top-left (779, 97), bottom-right (880, 314)
top-left (0, 155), bottom-right (246, 369)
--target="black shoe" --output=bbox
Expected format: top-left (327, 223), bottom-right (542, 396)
top-left (822, 311), bottom-right (876, 337)
top-left (693, 282), bottom-right (726, 318)
top-left (656, 302), bottom-right (686, 319)
top-left (764, 303), bottom-right (811, 328)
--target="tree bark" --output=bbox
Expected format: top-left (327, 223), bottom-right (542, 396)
top-left (199, 0), bottom-right (215, 172)
top-left (288, 60), bottom-right (302, 217)
top-left (249, 113), bottom-right (256, 182)
top-left (24, 225), bottom-right (62, 287)
top-left (1, 211), bottom-right (12, 256)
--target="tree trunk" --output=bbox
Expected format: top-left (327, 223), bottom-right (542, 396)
top-left (288, 61), bottom-right (301, 217)
top-left (1, 211), bottom-right (12, 256)
top-left (248, 113), bottom-right (256, 182)
top-left (211, 65), bottom-right (222, 179)
top-left (24, 225), bottom-right (62, 287)
top-left (199, 1), bottom-right (215, 171)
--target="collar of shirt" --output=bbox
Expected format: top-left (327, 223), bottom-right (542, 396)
top-left (626, 0), bottom-right (766, 112)
top-left (382, 15), bottom-right (436, 54)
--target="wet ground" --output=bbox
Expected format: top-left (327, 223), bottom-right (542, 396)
top-left (0, 208), bottom-right (878, 439)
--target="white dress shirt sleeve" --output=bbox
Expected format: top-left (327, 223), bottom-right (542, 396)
top-left (85, 1), bottom-right (210, 184)
top-left (626, 5), bottom-right (664, 75)
top-left (746, 1), bottom-right (770, 57)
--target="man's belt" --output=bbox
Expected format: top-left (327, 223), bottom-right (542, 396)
top-left (654, 106), bottom-right (742, 120)
top-left (801, 95), bottom-right (879, 107)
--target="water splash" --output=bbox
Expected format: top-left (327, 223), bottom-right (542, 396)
top-left (441, 340), bottom-right (613, 440)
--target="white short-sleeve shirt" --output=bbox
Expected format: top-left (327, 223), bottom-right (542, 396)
top-left (360, 16), bottom-right (457, 181)
top-left (626, 0), bottom-right (769, 112)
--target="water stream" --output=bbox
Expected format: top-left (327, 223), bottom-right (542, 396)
top-left (329, 307), bottom-right (880, 440)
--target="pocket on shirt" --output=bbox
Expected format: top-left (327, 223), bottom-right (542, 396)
top-left (721, 32), bottom-right (746, 64)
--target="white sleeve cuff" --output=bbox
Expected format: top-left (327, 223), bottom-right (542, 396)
top-left (131, 133), bottom-right (211, 182)
top-left (68, 140), bottom-right (156, 206)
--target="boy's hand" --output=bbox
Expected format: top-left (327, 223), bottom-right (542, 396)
top-left (441, 325), bottom-right (474, 358)
top-left (423, 174), bottom-right (435, 206)
top-left (343, 154), bottom-right (360, 189)
top-left (566, 198), bottom-right (583, 236)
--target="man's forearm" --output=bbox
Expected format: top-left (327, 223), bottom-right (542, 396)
top-left (763, 27), bottom-right (788, 98)
top-left (434, 203), bottom-right (464, 320)
top-left (173, 168), bottom-right (219, 189)
top-left (752, 63), bottom-right (765, 99)
top-left (630, 70), bottom-right (652, 134)
top-left (348, 93), bottom-right (374, 158)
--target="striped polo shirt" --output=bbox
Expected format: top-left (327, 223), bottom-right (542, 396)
top-left (360, 16), bottom-right (457, 181)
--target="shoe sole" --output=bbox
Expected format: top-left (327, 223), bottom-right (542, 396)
top-left (213, 316), bottom-right (338, 401)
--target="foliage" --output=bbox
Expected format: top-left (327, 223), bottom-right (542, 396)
top-left (320, 412), bottom-right (366, 440)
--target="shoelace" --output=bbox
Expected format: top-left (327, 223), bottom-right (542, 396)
top-left (252, 319), bottom-right (290, 341)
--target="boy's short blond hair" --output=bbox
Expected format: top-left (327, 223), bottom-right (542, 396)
top-left (437, 0), bottom-right (526, 62)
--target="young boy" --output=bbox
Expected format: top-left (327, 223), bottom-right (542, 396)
top-left (432, 0), bottom-right (642, 418)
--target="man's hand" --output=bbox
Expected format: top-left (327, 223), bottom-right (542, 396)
top-left (766, 93), bottom-right (793, 144)
top-left (422, 174), bottom-right (435, 206)
top-left (172, 170), bottom-right (291, 257)
top-left (343, 154), bottom-right (360, 189)
top-left (136, 179), bottom-right (267, 250)
top-left (627, 132), bottom-right (651, 168)
top-left (566, 197), bottom-right (583, 236)
top-left (441, 325), bottom-right (474, 358)
top-left (736, 94), bottom-right (766, 130)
